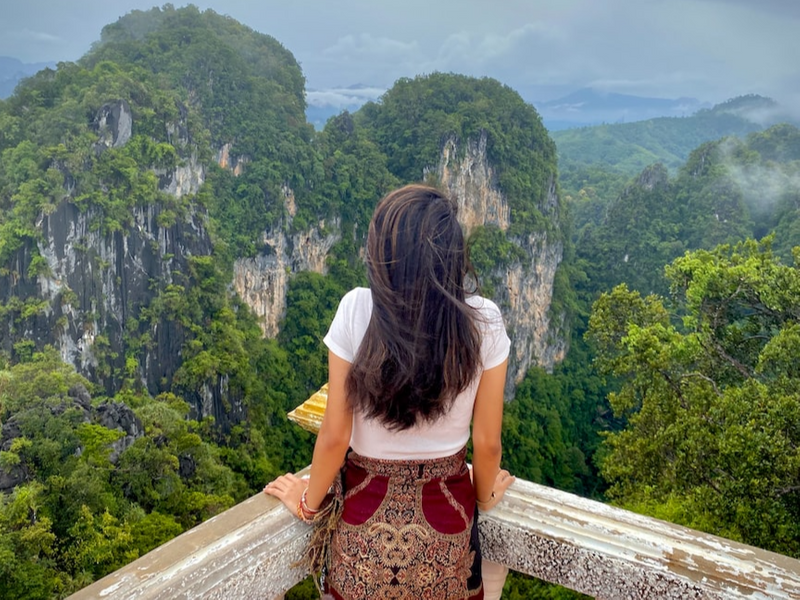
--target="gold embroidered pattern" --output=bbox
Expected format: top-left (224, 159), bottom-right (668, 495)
top-left (327, 449), bottom-right (482, 600)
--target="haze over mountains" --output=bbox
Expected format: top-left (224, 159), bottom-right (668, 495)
top-left (2, 56), bottom-right (791, 137)
top-left (300, 83), bottom-right (792, 132)
top-left (0, 56), bottom-right (56, 98)
top-left (537, 88), bottom-right (708, 130)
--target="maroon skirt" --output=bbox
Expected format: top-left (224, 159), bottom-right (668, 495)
top-left (327, 447), bottom-right (483, 600)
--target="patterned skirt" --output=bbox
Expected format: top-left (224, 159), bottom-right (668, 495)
top-left (327, 447), bottom-right (484, 600)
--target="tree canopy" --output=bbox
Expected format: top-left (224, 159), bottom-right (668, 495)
top-left (587, 239), bottom-right (800, 557)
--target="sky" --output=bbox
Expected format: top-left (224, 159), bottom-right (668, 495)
top-left (1, 0), bottom-right (799, 108)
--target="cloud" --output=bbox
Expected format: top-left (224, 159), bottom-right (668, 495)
top-left (311, 33), bottom-right (427, 87)
top-left (434, 23), bottom-right (564, 72)
top-left (713, 137), bottom-right (800, 220)
top-left (310, 23), bottom-right (575, 92)
top-left (696, 0), bottom-right (800, 19)
top-left (1, 0), bottom-right (798, 105)
top-left (8, 28), bottom-right (62, 44)
top-left (588, 73), bottom-right (710, 96)
top-left (322, 33), bottom-right (423, 67)
top-left (306, 86), bottom-right (386, 109)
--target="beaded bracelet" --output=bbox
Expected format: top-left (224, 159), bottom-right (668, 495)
top-left (297, 488), bottom-right (321, 522)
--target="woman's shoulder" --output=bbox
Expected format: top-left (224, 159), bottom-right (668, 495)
top-left (466, 294), bottom-right (503, 318)
top-left (337, 287), bottom-right (373, 317)
top-left (341, 286), bottom-right (372, 305)
top-left (467, 295), bottom-right (510, 367)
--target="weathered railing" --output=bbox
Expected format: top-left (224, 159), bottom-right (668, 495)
top-left (68, 386), bottom-right (800, 599)
top-left (68, 471), bottom-right (800, 599)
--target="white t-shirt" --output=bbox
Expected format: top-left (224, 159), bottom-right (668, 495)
top-left (323, 287), bottom-right (510, 460)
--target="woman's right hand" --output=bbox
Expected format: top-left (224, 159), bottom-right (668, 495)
top-left (263, 473), bottom-right (308, 518)
top-left (476, 469), bottom-right (515, 512)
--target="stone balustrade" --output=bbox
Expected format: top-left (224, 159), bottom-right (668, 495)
top-left (67, 386), bottom-right (800, 598)
top-left (67, 469), bottom-right (800, 599)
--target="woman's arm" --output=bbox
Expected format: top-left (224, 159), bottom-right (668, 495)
top-left (264, 351), bottom-right (353, 513)
top-left (471, 359), bottom-right (514, 511)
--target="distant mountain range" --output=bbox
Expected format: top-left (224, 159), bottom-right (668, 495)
top-left (537, 88), bottom-right (710, 130)
top-left (552, 95), bottom-right (799, 175)
top-left (0, 56), bottom-right (56, 98)
top-left (303, 85), bottom-right (719, 132)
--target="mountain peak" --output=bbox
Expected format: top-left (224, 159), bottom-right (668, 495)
top-left (709, 94), bottom-right (777, 113)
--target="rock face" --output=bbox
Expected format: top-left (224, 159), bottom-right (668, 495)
top-left (94, 100), bottom-right (133, 149)
top-left (234, 131), bottom-right (566, 394)
top-left (215, 142), bottom-right (248, 177)
top-left (0, 100), bottom-right (211, 398)
top-left (436, 134), bottom-right (510, 232)
top-left (96, 399), bottom-right (145, 463)
top-left (631, 163), bottom-right (669, 192)
top-left (20, 200), bottom-right (210, 394)
top-left (233, 198), bottom-right (340, 337)
top-left (435, 132), bottom-right (566, 391)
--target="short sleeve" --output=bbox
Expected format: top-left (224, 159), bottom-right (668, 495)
top-left (323, 289), bottom-right (358, 362)
top-left (478, 298), bottom-right (511, 370)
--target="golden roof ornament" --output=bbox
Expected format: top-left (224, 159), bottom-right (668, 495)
top-left (287, 383), bottom-right (327, 434)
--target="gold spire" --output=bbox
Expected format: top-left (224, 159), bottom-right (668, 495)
top-left (287, 383), bottom-right (328, 434)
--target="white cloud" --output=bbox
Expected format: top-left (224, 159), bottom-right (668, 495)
top-left (322, 34), bottom-right (421, 64)
top-left (588, 73), bottom-right (710, 96)
top-left (1, 0), bottom-right (798, 104)
top-left (306, 86), bottom-right (386, 108)
top-left (9, 28), bottom-right (62, 44)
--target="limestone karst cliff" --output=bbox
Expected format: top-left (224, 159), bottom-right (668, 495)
top-left (0, 100), bottom-right (212, 398)
top-left (233, 128), bottom-right (567, 394)
top-left (0, 6), bottom-right (317, 430)
top-left (436, 132), bottom-right (566, 388)
top-left (1, 14), bottom-right (568, 431)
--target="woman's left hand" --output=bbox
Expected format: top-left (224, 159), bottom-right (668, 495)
top-left (263, 473), bottom-right (308, 517)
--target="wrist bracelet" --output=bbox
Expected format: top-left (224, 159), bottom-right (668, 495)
top-left (301, 489), bottom-right (320, 513)
top-left (297, 488), bottom-right (320, 522)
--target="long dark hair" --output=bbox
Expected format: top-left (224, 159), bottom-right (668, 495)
top-left (346, 184), bottom-right (482, 430)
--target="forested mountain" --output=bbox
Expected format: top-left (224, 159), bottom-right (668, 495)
top-left (553, 95), bottom-right (785, 175)
top-left (0, 6), bottom-right (579, 597)
top-left (574, 123), bottom-right (800, 296)
top-left (568, 122), bottom-right (800, 563)
top-left (1, 5), bottom-right (799, 599)
top-left (0, 7), bottom-right (322, 596)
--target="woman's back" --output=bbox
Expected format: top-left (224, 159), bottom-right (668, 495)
top-left (324, 287), bottom-right (510, 460)
top-left (265, 184), bottom-right (513, 599)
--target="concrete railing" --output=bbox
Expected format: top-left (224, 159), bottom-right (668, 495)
top-left (68, 469), bottom-right (800, 599)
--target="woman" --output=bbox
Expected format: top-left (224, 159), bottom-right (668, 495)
top-left (265, 184), bottom-right (514, 599)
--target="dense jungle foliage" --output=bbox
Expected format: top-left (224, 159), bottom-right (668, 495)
top-left (574, 124), bottom-right (800, 297)
top-left (588, 239), bottom-right (800, 556)
top-left (1, 4), bottom-right (800, 599)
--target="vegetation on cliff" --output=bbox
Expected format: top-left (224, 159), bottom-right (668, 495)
top-left (358, 73), bottom-right (562, 237)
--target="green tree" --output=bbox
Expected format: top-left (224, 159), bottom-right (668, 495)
top-left (0, 483), bottom-right (59, 600)
top-left (587, 238), bottom-right (800, 557)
